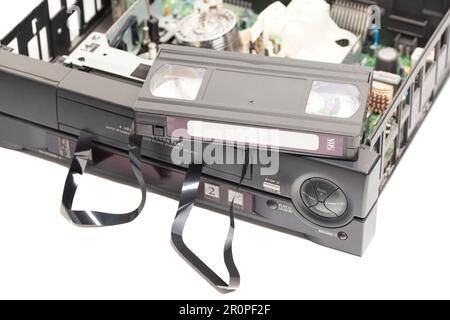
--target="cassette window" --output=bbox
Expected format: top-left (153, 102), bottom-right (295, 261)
top-left (150, 64), bottom-right (206, 101)
top-left (306, 81), bottom-right (361, 119)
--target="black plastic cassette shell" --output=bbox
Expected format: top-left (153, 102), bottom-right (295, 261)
top-left (134, 45), bottom-right (373, 160)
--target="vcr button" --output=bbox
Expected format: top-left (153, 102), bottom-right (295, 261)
top-left (325, 189), bottom-right (348, 217)
top-left (300, 180), bottom-right (319, 208)
top-left (311, 178), bottom-right (339, 202)
top-left (310, 203), bottom-right (337, 219)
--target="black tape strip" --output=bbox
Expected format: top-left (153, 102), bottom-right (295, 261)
top-left (61, 130), bottom-right (147, 227)
top-left (171, 150), bottom-right (249, 292)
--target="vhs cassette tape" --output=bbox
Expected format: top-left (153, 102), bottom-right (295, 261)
top-left (133, 45), bottom-right (373, 160)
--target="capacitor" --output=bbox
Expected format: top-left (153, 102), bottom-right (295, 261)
top-left (372, 28), bottom-right (380, 48)
top-left (148, 15), bottom-right (160, 45)
top-left (375, 47), bottom-right (399, 73)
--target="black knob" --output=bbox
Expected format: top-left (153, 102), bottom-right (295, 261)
top-left (300, 178), bottom-right (348, 220)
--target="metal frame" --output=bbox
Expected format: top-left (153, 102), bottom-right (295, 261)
top-left (0, 0), bottom-right (111, 60)
top-left (368, 9), bottom-right (450, 188)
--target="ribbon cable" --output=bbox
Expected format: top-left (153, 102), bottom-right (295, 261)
top-left (61, 130), bottom-right (147, 227)
top-left (171, 150), bottom-right (250, 292)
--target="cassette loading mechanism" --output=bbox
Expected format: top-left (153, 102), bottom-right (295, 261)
top-left (134, 45), bottom-right (373, 160)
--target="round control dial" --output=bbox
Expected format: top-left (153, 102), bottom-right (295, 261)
top-left (300, 178), bottom-right (348, 219)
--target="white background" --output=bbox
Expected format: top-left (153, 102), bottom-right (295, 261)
top-left (1, 1), bottom-right (450, 300)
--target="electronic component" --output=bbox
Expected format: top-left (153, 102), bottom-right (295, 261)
top-left (368, 80), bottom-right (395, 115)
top-left (148, 15), bottom-right (160, 45)
top-left (412, 47), bottom-right (436, 67)
top-left (394, 34), bottom-right (418, 57)
top-left (373, 71), bottom-right (402, 91)
top-left (368, 44), bottom-right (377, 58)
top-left (363, 112), bottom-right (381, 144)
top-left (142, 25), bottom-right (151, 49)
top-left (375, 47), bottom-right (399, 73)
